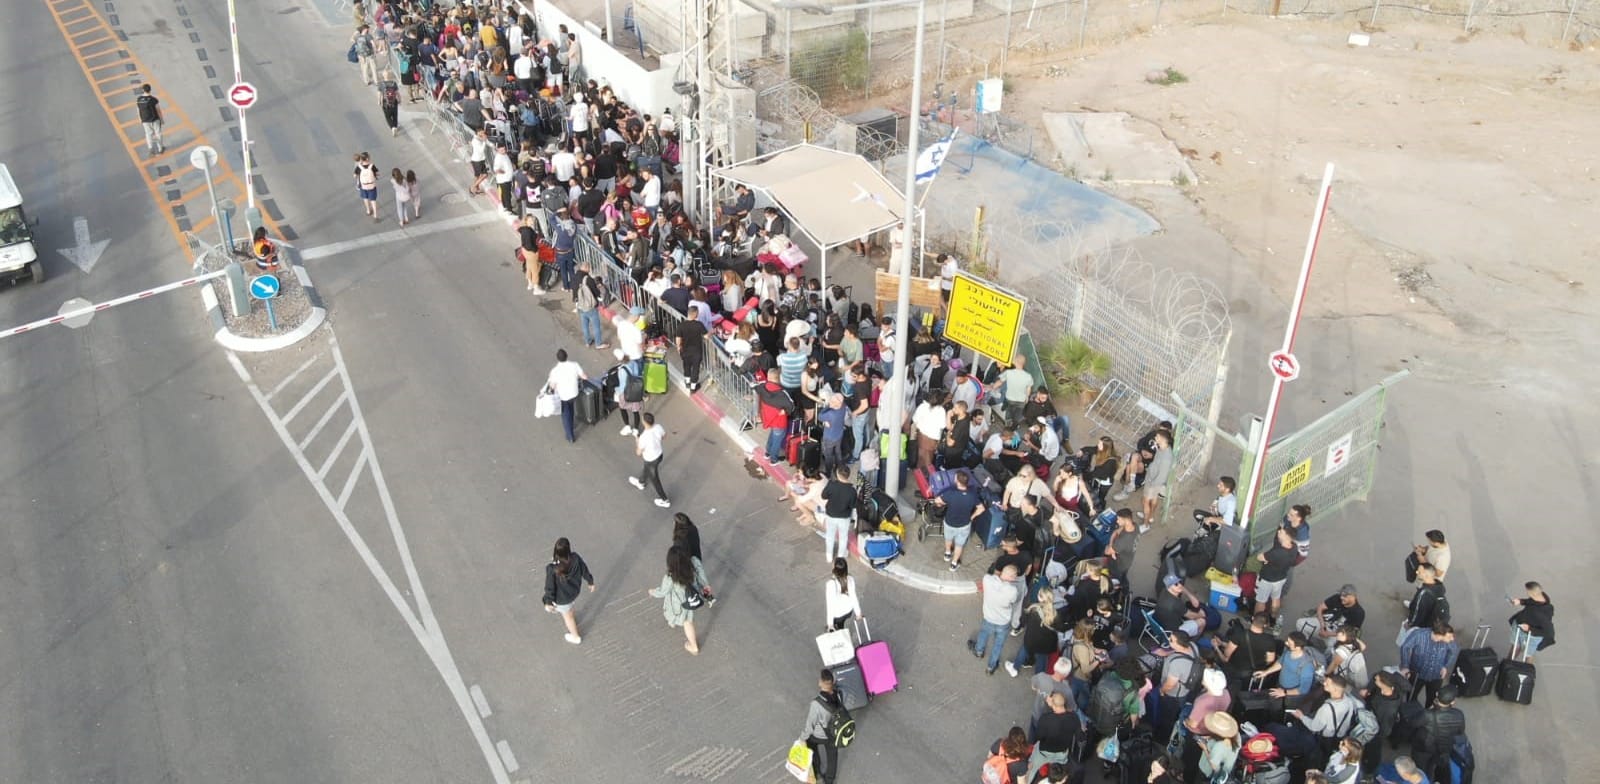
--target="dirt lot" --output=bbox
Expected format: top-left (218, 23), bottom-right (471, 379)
top-left (997, 16), bottom-right (1600, 779)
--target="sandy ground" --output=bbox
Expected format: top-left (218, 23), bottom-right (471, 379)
top-left (989, 15), bottom-right (1600, 779)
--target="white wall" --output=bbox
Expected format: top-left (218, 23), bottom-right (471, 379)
top-left (516, 0), bottom-right (681, 117)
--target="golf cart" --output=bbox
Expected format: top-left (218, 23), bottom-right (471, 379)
top-left (0, 163), bottom-right (44, 285)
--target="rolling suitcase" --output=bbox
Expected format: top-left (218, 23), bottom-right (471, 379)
top-left (1495, 628), bottom-right (1537, 705)
top-left (786, 420), bottom-right (806, 468)
top-left (798, 439), bottom-right (822, 474)
top-left (853, 619), bottom-right (899, 695)
top-left (643, 351), bottom-right (669, 394)
top-left (577, 380), bottom-right (604, 425)
top-left (829, 659), bottom-right (870, 711)
top-left (1212, 524), bottom-right (1248, 574)
top-left (978, 506), bottom-right (1008, 550)
top-left (1453, 624), bottom-right (1499, 698)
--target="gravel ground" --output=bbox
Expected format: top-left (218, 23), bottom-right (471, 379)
top-left (210, 266), bottom-right (316, 338)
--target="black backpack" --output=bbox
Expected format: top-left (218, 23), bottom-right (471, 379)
top-left (1088, 675), bottom-right (1131, 734)
top-left (817, 696), bottom-right (856, 747)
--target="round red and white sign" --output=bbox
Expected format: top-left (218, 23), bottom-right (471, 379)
top-left (1268, 351), bottom-right (1300, 381)
top-left (227, 81), bottom-right (258, 110)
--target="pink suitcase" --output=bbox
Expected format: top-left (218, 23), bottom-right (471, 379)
top-left (853, 619), bottom-right (899, 695)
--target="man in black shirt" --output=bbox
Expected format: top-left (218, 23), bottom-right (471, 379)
top-left (1216, 613), bottom-right (1278, 686)
top-left (136, 83), bottom-right (164, 155)
top-left (819, 467), bottom-right (857, 564)
top-left (1023, 691), bottom-right (1082, 783)
top-left (677, 304), bottom-right (708, 391)
top-left (1253, 527), bottom-right (1299, 619)
top-left (576, 179), bottom-right (605, 234)
top-left (1307, 584), bottom-right (1366, 649)
top-left (988, 535), bottom-right (1032, 580)
top-left (660, 273), bottom-right (693, 315)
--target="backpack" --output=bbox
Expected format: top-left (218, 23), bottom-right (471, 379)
top-left (980, 751), bottom-right (1013, 784)
top-left (1450, 733), bottom-right (1475, 771)
top-left (817, 696), bottom-right (856, 747)
top-left (1434, 593), bottom-right (1451, 626)
top-left (1170, 654), bottom-right (1205, 701)
top-left (1088, 675), bottom-right (1131, 734)
top-left (540, 185), bottom-right (567, 214)
top-left (1348, 705), bottom-right (1380, 745)
top-left (620, 365), bottom-right (645, 403)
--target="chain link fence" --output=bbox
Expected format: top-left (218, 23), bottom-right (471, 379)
top-left (920, 207), bottom-right (1233, 480)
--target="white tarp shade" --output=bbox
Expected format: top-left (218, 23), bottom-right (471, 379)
top-left (713, 145), bottom-right (904, 249)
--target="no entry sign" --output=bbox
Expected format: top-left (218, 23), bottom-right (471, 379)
top-left (1268, 351), bottom-right (1300, 382)
top-left (227, 81), bottom-right (258, 110)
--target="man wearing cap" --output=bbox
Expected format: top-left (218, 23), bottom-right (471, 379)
top-left (1155, 574), bottom-right (1205, 637)
top-left (1305, 585), bottom-right (1367, 650)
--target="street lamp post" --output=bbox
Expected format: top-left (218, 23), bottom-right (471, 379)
top-left (774, 0), bottom-right (927, 499)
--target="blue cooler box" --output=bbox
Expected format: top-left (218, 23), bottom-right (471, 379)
top-left (1209, 581), bottom-right (1242, 613)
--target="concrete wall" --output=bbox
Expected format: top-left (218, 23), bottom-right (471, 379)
top-left (516, 0), bottom-right (681, 114)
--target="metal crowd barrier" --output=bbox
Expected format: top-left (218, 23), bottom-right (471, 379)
top-left (575, 234), bottom-right (759, 431)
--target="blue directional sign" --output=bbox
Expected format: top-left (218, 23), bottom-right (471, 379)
top-left (249, 274), bottom-right (281, 300)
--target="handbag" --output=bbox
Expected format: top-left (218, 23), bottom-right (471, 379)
top-left (816, 627), bottom-right (855, 666)
top-left (784, 741), bottom-right (813, 782)
top-left (1096, 734), bottom-right (1120, 763)
top-left (534, 386), bottom-right (558, 418)
top-left (681, 581), bottom-right (705, 610)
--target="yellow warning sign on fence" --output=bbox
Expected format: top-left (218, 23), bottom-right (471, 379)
top-left (944, 273), bottom-right (1027, 364)
top-left (1279, 458), bottom-right (1314, 497)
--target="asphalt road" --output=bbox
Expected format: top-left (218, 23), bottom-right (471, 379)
top-left (0, 2), bottom-right (1030, 782)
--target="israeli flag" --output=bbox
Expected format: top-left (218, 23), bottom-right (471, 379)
top-left (913, 132), bottom-right (957, 185)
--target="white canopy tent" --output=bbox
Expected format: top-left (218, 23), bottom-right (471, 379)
top-left (709, 144), bottom-right (904, 291)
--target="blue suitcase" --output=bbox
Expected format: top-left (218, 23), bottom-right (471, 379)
top-left (975, 506), bottom-right (1008, 551)
top-left (861, 532), bottom-right (901, 568)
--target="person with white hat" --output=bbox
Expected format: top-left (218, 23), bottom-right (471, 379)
top-left (1182, 667), bottom-right (1234, 777)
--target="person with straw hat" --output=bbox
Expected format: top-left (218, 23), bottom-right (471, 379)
top-left (1196, 711), bottom-right (1240, 783)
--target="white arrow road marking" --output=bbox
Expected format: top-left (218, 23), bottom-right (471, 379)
top-left (57, 217), bottom-right (110, 274)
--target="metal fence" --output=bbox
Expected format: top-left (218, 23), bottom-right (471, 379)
top-left (1239, 369), bottom-right (1410, 550)
top-left (920, 207), bottom-right (1232, 481)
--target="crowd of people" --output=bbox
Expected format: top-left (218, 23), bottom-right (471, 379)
top-left (340, 6), bottom-right (1560, 784)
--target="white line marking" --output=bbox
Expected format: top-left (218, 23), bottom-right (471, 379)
top-left (470, 684), bottom-right (492, 718)
top-left (405, 117), bottom-right (485, 214)
top-left (496, 740), bottom-right (520, 774)
top-left (297, 390), bottom-right (349, 450)
top-left (297, 211), bottom-right (500, 261)
top-left (336, 449), bottom-right (368, 510)
top-left (268, 353), bottom-right (323, 401)
top-left (281, 367), bottom-right (339, 425)
top-left (225, 343), bottom-right (511, 784)
top-left (318, 419), bottom-right (361, 480)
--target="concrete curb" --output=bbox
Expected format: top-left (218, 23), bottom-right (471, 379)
top-left (203, 259), bottom-right (327, 353)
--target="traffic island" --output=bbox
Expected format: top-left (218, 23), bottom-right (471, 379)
top-left (202, 248), bottom-right (326, 352)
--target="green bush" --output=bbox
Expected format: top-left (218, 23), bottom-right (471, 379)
top-left (793, 29), bottom-right (869, 99)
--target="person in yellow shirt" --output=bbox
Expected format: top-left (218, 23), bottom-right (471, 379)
top-left (250, 227), bottom-right (279, 271)
top-left (480, 21), bottom-right (498, 51)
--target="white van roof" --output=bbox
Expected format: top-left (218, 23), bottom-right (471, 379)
top-left (0, 165), bottom-right (22, 212)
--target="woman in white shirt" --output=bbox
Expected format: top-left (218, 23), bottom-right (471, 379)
top-left (824, 558), bottom-right (863, 632)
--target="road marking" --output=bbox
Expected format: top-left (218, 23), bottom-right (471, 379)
top-left (403, 117), bottom-right (485, 214)
top-left (225, 338), bottom-right (512, 783)
top-left (297, 390), bottom-right (349, 450)
top-left (318, 419), bottom-right (361, 480)
top-left (495, 740), bottom-right (520, 774)
top-left (336, 449), bottom-right (368, 509)
top-left (40, 0), bottom-right (281, 257)
top-left (281, 367), bottom-right (339, 425)
top-left (268, 353), bottom-right (324, 401)
top-left (296, 211), bottom-right (503, 260)
top-left (469, 684), bottom-right (492, 718)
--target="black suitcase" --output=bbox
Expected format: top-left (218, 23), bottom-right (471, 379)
top-left (828, 660), bottom-right (870, 712)
top-left (1453, 624), bottom-right (1499, 698)
top-left (577, 380), bottom-right (604, 425)
top-left (1495, 628), bottom-right (1536, 704)
top-left (1212, 524), bottom-right (1248, 573)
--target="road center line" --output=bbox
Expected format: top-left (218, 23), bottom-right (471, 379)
top-left (296, 210), bottom-right (503, 260)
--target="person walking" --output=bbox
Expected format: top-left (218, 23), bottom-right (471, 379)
top-left (613, 361), bottom-right (645, 437)
top-left (823, 557), bottom-right (862, 632)
top-left (136, 84), bottom-right (164, 155)
top-left (818, 466), bottom-right (857, 565)
top-left (971, 564), bottom-right (1025, 675)
top-left (352, 152), bottom-right (381, 221)
top-left (405, 170), bottom-right (421, 221)
top-left (573, 262), bottom-right (608, 349)
top-left (544, 348), bottom-right (589, 444)
top-left (390, 168), bottom-right (411, 226)
top-left (673, 513), bottom-right (715, 605)
top-left (647, 545), bottom-right (702, 655)
top-left (627, 412), bottom-right (671, 508)
top-left (540, 537), bottom-right (595, 645)
top-left (378, 71), bottom-right (401, 136)
top-left (800, 669), bottom-right (846, 784)
top-left (352, 25), bottom-right (379, 85)
top-left (677, 304), bottom-right (708, 392)
top-left (1005, 587), bottom-right (1060, 677)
